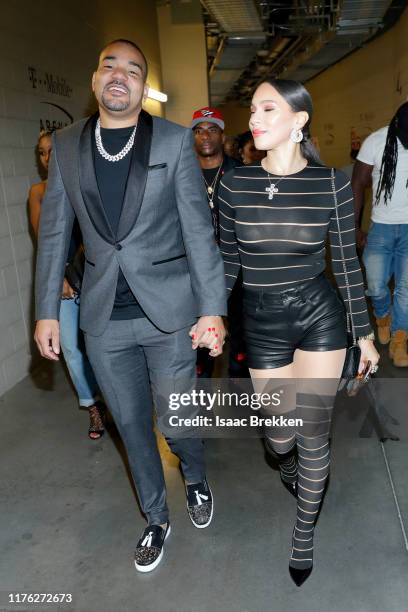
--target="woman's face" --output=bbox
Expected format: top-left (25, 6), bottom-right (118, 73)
top-left (249, 82), bottom-right (306, 151)
top-left (38, 135), bottom-right (52, 171)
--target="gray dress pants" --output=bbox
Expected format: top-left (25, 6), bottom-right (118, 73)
top-left (85, 317), bottom-right (206, 525)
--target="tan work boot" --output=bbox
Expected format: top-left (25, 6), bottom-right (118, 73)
top-left (376, 314), bottom-right (391, 345)
top-left (389, 330), bottom-right (408, 367)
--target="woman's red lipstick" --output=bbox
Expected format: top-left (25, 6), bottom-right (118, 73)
top-left (252, 129), bottom-right (266, 137)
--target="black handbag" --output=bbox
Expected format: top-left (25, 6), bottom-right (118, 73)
top-left (342, 338), bottom-right (361, 379)
top-left (65, 246), bottom-right (85, 296)
top-left (330, 169), bottom-right (361, 380)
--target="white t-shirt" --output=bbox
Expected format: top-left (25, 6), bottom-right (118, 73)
top-left (357, 126), bottom-right (408, 223)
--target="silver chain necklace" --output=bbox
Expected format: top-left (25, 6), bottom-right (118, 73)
top-left (265, 172), bottom-right (286, 200)
top-left (203, 165), bottom-right (223, 208)
top-left (95, 118), bottom-right (136, 162)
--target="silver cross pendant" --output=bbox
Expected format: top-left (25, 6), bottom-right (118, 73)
top-left (265, 184), bottom-right (279, 200)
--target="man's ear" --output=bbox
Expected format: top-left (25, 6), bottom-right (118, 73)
top-left (143, 82), bottom-right (150, 102)
top-left (222, 132), bottom-right (226, 145)
top-left (91, 72), bottom-right (96, 93)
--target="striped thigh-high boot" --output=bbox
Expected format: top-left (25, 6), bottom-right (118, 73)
top-left (265, 434), bottom-right (298, 497)
top-left (264, 402), bottom-right (298, 497)
top-left (289, 391), bottom-right (334, 586)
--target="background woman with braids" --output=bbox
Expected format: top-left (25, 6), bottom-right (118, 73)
top-left (218, 79), bottom-right (379, 586)
top-left (29, 131), bottom-right (105, 439)
top-left (352, 102), bottom-right (408, 367)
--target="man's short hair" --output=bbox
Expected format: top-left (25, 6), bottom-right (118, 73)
top-left (100, 39), bottom-right (148, 80)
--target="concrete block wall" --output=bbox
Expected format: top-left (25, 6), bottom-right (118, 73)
top-left (0, 0), bottom-right (163, 396)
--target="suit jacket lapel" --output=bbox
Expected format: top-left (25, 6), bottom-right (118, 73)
top-left (116, 109), bottom-right (153, 242)
top-left (78, 114), bottom-right (115, 244)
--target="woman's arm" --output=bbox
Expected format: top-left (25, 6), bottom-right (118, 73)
top-left (328, 169), bottom-right (379, 370)
top-left (218, 174), bottom-right (241, 293)
top-left (328, 170), bottom-right (371, 335)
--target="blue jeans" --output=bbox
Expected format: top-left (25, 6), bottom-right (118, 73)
top-left (363, 222), bottom-right (408, 332)
top-left (59, 298), bottom-right (99, 407)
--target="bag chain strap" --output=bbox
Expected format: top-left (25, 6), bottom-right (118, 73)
top-left (330, 168), bottom-right (357, 347)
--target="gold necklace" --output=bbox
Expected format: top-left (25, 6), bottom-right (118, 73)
top-left (203, 164), bottom-right (223, 208)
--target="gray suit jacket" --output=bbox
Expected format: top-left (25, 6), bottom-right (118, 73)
top-left (35, 110), bottom-right (227, 336)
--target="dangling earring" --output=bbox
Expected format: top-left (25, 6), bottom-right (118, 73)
top-left (290, 128), bottom-right (303, 143)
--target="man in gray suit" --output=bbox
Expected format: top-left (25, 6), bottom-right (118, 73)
top-left (35, 39), bottom-right (227, 572)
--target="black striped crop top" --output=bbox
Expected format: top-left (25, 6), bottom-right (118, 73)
top-left (218, 162), bottom-right (371, 336)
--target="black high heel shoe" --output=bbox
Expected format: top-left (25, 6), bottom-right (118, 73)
top-left (289, 564), bottom-right (313, 587)
top-left (281, 478), bottom-right (298, 498)
top-left (289, 527), bottom-right (313, 586)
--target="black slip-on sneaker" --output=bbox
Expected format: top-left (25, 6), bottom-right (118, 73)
top-left (186, 479), bottom-right (213, 528)
top-left (134, 523), bottom-right (171, 573)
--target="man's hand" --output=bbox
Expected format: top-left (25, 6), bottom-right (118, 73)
top-left (62, 278), bottom-right (76, 299)
top-left (189, 316), bottom-right (226, 357)
top-left (34, 319), bottom-right (60, 361)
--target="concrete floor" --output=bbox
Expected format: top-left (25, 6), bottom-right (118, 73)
top-left (1, 343), bottom-right (407, 612)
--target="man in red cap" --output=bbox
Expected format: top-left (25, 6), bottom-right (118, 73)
top-left (191, 107), bottom-right (235, 241)
top-left (192, 106), bottom-right (248, 379)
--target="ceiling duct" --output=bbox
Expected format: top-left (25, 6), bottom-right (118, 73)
top-left (202, 0), bottom-right (400, 105)
top-left (273, 0), bottom-right (394, 85)
top-left (201, 0), bottom-right (263, 32)
top-left (201, 0), bottom-right (266, 106)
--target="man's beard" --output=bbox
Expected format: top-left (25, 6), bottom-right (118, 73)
top-left (101, 92), bottom-right (130, 112)
top-left (198, 146), bottom-right (222, 157)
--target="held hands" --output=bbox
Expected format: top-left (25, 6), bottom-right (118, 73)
top-left (34, 319), bottom-right (60, 361)
top-left (62, 278), bottom-right (76, 299)
top-left (357, 339), bottom-right (379, 374)
top-left (189, 316), bottom-right (226, 358)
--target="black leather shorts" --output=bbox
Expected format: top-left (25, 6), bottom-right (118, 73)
top-left (243, 274), bottom-right (347, 369)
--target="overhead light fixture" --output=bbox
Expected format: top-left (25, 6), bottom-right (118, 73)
top-left (147, 88), bottom-right (168, 103)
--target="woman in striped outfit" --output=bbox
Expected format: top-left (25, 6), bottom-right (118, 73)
top-left (219, 79), bottom-right (379, 586)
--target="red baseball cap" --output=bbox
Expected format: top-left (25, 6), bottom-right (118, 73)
top-left (191, 107), bottom-right (225, 130)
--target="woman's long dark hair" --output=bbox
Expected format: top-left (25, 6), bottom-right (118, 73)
top-left (260, 78), bottom-right (323, 166)
top-left (375, 102), bottom-right (408, 205)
